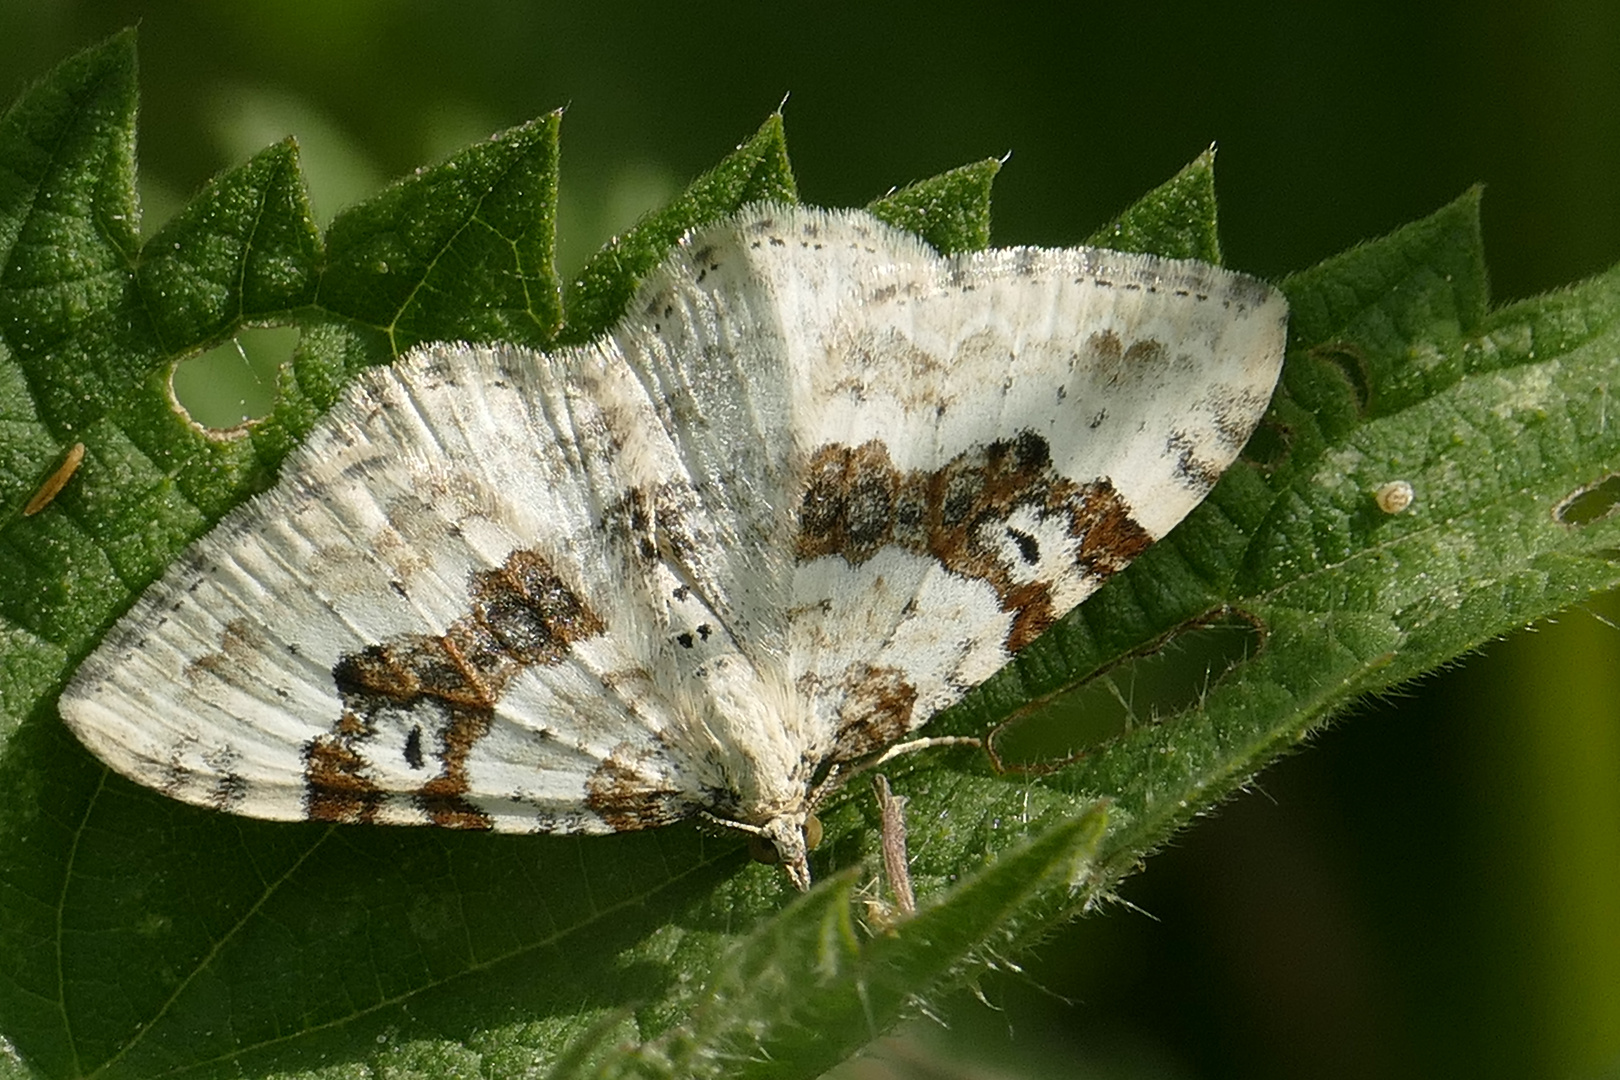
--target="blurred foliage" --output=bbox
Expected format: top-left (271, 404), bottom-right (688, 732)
top-left (1, 6), bottom-right (1617, 1080)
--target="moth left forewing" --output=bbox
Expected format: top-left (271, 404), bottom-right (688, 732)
top-left (61, 342), bottom-right (729, 831)
top-left (343, 342), bottom-right (767, 833)
top-left (58, 435), bottom-right (463, 822)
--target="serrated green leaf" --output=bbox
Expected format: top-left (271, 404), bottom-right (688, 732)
top-left (1084, 146), bottom-right (1222, 262)
top-left (5, 28), bottom-right (1620, 1080)
top-left (1277, 187), bottom-right (1488, 437)
top-left (320, 112), bottom-right (563, 355)
top-left (0, 30), bottom-right (150, 431)
top-left (866, 158), bottom-right (1000, 254)
top-left (138, 141), bottom-right (321, 350)
top-left (558, 113), bottom-right (797, 345)
top-left (590, 808), bottom-right (1107, 1080)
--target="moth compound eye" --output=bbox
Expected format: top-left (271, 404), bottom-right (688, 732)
top-left (747, 832), bottom-right (781, 865)
top-left (804, 814), bottom-right (823, 851)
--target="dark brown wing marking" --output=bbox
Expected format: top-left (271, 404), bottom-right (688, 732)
top-left (308, 547), bottom-right (605, 827)
top-left (584, 738), bottom-right (690, 831)
top-left (829, 663), bottom-right (920, 763)
top-left (796, 431), bottom-right (1154, 653)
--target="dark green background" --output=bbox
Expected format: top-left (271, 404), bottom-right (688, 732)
top-left (4, 5), bottom-right (1617, 1079)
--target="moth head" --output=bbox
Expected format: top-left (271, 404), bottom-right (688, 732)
top-left (746, 813), bottom-right (823, 891)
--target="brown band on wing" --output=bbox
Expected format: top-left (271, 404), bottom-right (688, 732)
top-left (828, 663), bottom-right (920, 763)
top-left (795, 430), bottom-right (1154, 652)
top-left (308, 546), bottom-right (605, 827)
top-left (584, 739), bottom-right (689, 832)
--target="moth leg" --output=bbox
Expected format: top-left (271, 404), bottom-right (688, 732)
top-left (868, 734), bottom-right (982, 769)
top-left (808, 735), bottom-right (983, 811)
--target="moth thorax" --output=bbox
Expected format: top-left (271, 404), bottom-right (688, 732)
top-left (700, 656), bottom-right (812, 793)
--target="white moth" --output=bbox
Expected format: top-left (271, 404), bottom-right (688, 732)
top-left (60, 204), bottom-right (1288, 890)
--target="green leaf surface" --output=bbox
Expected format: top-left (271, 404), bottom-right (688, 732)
top-left (3, 30), bottom-right (1620, 1080)
top-left (1083, 147), bottom-right (1222, 262)
top-left (865, 157), bottom-right (1001, 254)
top-left (319, 112), bottom-right (562, 354)
top-left (590, 808), bottom-right (1108, 1080)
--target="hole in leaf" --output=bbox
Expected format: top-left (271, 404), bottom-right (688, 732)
top-left (989, 612), bottom-right (1263, 771)
top-left (171, 326), bottom-right (298, 429)
top-left (1555, 473), bottom-right (1620, 526)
